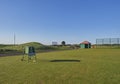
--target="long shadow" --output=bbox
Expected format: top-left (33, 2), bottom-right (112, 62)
top-left (50, 59), bottom-right (80, 62)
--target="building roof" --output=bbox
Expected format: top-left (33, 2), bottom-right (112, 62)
top-left (80, 41), bottom-right (91, 44)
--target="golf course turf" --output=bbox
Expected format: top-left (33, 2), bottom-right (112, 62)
top-left (0, 49), bottom-right (120, 84)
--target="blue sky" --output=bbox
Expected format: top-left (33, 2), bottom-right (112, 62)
top-left (0, 0), bottom-right (120, 45)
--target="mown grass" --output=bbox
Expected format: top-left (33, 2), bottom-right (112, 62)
top-left (0, 49), bottom-right (120, 84)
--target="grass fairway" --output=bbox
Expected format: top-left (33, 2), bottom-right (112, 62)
top-left (0, 49), bottom-right (120, 84)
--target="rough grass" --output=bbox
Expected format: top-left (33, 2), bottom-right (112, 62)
top-left (0, 42), bottom-right (44, 51)
top-left (0, 49), bottom-right (120, 84)
top-left (0, 42), bottom-right (72, 54)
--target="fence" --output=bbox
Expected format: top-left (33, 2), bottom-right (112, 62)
top-left (96, 38), bottom-right (120, 48)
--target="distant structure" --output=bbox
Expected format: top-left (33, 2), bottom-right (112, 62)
top-left (52, 42), bottom-right (58, 46)
top-left (96, 38), bottom-right (120, 48)
top-left (14, 34), bottom-right (16, 46)
top-left (80, 41), bottom-right (91, 48)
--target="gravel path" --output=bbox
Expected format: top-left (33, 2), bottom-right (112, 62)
top-left (0, 53), bottom-right (22, 57)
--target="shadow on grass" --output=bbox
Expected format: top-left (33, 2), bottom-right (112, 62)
top-left (50, 60), bottom-right (80, 62)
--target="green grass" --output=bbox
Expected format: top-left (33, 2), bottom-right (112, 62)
top-left (0, 42), bottom-right (44, 51)
top-left (0, 49), bottom-right (120, 84)
top-left (0, 42), bottom-right (72, 54)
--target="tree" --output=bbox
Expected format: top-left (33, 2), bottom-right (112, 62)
top-left (61, 41), bottom-right (66, 46)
